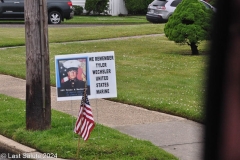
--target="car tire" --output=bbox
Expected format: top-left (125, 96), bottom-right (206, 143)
top-left (48, 11), bottom-right (62, 24)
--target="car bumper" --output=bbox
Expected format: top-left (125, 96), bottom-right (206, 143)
top-left (65, 10), bottom-right (74, 20)
top-left (146, 13), bottom-right (166, 23)
top-left (70, 10), bottom-right (74, 18)
top-left (67, 10), bottom-right (74, 19)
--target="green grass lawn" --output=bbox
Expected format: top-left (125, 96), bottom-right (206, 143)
top-left (0, 15), bottom-right (149, 25)
top-left (0, 94), bottom-right (177, 159)
top-left (63, 15), bottom-right (149, 24)
top-left (0, 21), bottom-right (209, 159)
top-left (0, 24), bottom-right (163, 47)
top-left (0, 25), bottom-right (208, 122)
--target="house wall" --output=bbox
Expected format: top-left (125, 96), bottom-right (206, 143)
top-left (72, 0), bottom-right (86, 8)
top-left (71, 0), bottom-right (128, 16)
top-left (108, 0), bottom-right (128, 16)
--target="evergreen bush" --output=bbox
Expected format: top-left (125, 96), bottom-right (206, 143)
top-left (124, 0), bottom-right (152, 15)
top-left (85, 0), bottom-right (109, 15)
top-left (73, 5), bottom-right (84, 15)
top-left (164, 0), bottom-right (214, 55)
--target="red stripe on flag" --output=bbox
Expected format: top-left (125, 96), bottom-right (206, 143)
top-left (74, 95), bottom-right (95, 141)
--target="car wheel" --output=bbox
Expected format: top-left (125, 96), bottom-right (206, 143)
top-left (48, 11), bottom-right (62, 24)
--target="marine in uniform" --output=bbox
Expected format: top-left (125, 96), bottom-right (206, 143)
top-left (61, 60), bottom-right (85, 89)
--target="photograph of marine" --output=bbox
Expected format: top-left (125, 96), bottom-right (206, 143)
top-left (56, 58), bottom-right (91, 99)
top-left (60, 60), bottom-right (85, 89)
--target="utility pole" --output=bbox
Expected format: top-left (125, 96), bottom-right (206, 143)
top-left (25, 0), bottom-right (51, 130)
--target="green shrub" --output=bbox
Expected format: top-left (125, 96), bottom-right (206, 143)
top-left (73, 5), bottom-right (84, 15)
top-left (85, 0), bottom-right (109, 15)
top-left (124, 0), bottom-right (152, 15)
top-left (164, 0), bottom-right (213, 55)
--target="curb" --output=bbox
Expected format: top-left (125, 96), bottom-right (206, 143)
top-left (0, 135), bottom-right (68, 160)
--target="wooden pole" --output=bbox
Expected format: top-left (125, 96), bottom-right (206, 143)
top-left (25, 0), bottom-right (51, 130)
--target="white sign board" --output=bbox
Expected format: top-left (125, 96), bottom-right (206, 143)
top-left (55, 51), bottom-right (117, 101)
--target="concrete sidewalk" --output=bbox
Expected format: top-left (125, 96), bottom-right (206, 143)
top-left (0, 74), bottom-right (204, 160)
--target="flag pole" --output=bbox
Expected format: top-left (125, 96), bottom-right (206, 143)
top-left (76, 81), bottom-right (88, 158)
top-left (77, 135), bottom-right (81, 158)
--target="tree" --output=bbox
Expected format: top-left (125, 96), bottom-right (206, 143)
top-left (164, 0), bottom-right (213, 55)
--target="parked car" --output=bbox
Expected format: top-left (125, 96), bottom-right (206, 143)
top-left (200, 0), bottom-right (216, 12)
top-left (146, 0), bottom-right (182, 23)
top-left (0, 0), bottom-right (74, 24)
top-left (146, 0), bottom-right (216, 23)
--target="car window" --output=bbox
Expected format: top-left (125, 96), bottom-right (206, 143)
top-left (151, 0), bottom-right (167, 6)
top-left (170, 0), bottom-right (182, 7)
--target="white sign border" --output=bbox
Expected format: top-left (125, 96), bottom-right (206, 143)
top-left (55, 51), bottom-right (117, 101)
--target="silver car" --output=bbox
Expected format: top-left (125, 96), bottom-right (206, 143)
top-left (146, 0), bottom-right (182, 23)
top-left (146, 0), bottom-right (216, 23)
top-left (200, 0), bottom-right (216, 12)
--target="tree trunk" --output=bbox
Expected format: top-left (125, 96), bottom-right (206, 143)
top-left (25, 0), bottom-right (51, 130)
top-left (190, 42), bottom-right (199, 55)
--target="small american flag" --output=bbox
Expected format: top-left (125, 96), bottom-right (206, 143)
top-left (74, 93), bottom-right (95, 141)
